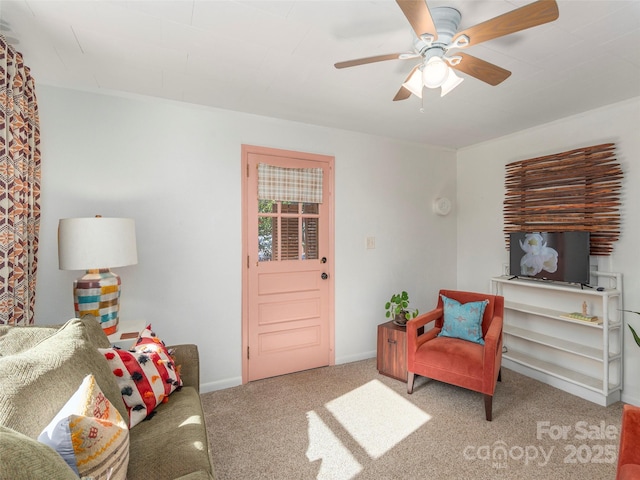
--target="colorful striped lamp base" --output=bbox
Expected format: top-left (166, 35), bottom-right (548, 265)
top-left (73, 269), bottom-right (121, 335)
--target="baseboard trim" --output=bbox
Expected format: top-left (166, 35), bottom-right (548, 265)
top-left (199, 352), bottom-right (377, 393)
top-left (200, 376), bottom-right (242, 393)
top-left (621, 392), bottom-right (640, 406)
top-left (335, 350), bottom-right (376, 365)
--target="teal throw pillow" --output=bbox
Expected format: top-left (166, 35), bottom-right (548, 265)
top-left (438, 295), bottom-right (488, 345)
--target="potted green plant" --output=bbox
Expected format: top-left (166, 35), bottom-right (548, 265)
top-left (385, 291), bottom-right (419, 326)
top-left (624, 310), bottom-right (640, 347)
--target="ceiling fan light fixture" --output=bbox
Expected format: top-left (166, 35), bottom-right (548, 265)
top-left (440, 69), bottom-right (464, 97)
top-left (335, 0), bottom-right (560, 103)
top-left (422, 56), bottom-right (449, 89)
top-left (402, 67), bottom-right (424, 98)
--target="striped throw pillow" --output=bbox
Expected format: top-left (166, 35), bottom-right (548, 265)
top-left (100, 325), bottom-right (181, 428)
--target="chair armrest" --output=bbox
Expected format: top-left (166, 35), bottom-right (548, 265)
top-left (407, 308), bottom-right (443, 349)
top-left (483, 313), bottom-right (503, 356)
top-left (482, 313), bottom-right (504, 391)
top-left (167, 344), bottom-right (200, 392)
top-left (618, 404), bottom-right (640, 472)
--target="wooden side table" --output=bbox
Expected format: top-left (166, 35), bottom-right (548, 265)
top-left (377, 320), bottom-right (407, 382)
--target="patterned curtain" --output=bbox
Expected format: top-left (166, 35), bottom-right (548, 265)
top-left (0, 35), bottom-right (41, 326)
top-left (257, 163), bottom-right (323, 203)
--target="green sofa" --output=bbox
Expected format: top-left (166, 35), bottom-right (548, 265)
top-left (0, 317), bottom-right (215, 480)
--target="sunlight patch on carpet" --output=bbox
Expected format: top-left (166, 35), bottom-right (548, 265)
top-left (326, 379), bottom-right (431, 459)
top-left (306, 411), bottom-right (363, 479)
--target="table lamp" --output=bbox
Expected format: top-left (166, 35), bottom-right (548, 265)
top-left (58, 216), bottom-right (138, 335)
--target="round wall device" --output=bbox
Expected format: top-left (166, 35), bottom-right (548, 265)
top-left (433, 197), bottom-right (452, 216)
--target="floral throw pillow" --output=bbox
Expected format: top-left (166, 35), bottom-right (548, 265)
top-left (437, 295), bottom-right (489, 345)
top-left (38, 374), bottom-right (129, 480)
top-left (99, 325), bottom-right (182, 428)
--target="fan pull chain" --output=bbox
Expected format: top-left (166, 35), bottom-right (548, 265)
top-left (419, 91), bottom-right (425, 114)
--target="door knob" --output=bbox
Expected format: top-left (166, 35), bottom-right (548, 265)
top-left (321, 273), bottom-right (328, 280)
top-left (321, 257), bottom-right (327, 263)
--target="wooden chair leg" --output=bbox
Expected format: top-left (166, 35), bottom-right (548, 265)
top-left (498, 368), bottom-right (502, 382)
top-left (484, 394), bottom-right (493, 421)
top-left (407, 372), bottom-right (415, 394)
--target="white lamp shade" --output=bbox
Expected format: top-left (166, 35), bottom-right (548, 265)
top-left (440, 69), bottom-right (464, 97)
top-left (402, 68), bottom-right (424, 98)
top-left (58, 217), bottom-right (138, 270)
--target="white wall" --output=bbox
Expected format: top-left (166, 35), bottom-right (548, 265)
top-left (456, 97), bottom-right (640, 405)
top-left (35, 85), bottom-right (457, 391)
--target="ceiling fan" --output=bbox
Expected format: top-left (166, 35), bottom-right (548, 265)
top-left (334, 0), bottom-right (559, 101)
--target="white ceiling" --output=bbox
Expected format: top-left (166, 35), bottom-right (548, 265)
top-left (1, 0), bottom-right (639, 149)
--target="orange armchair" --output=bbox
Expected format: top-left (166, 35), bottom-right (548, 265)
top-left (617, 404), bottom-right (640, 480)
top-left (406, 289), bottom-right (504, 421)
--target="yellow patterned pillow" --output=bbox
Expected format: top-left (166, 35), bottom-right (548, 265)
top-left (38, 374), bottom-right (129, 480)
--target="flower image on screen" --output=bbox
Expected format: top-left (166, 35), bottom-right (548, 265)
top-left (508, 231), bottom-right (590, 285)
top-left (519, 233), bottom-right (558, 276)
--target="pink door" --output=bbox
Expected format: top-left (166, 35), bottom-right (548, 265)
top-left (242, 145), bottom-right (334, 382)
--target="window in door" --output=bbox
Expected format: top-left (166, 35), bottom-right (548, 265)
top-left (258, 200), bottom-right (319, 262)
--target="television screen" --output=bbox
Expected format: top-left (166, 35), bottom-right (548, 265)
top-left (509, 232), bottom-right (591, 284)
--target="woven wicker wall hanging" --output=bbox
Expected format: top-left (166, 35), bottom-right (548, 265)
top-left (504, 143), bottom-right (621, 255)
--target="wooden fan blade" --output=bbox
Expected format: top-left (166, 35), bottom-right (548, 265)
top-left (393, 86), bottom-right (412, 102)
top-left (451, 53), bottom-right (511, 86)
top-left (452, 0), bottom-right (559, 48)
top-left (396, 0), bottom-right (438, 40)
top-left (393, 65), bottom-right (419, 101)
top-left (335, 53), bottom-right (405, 69)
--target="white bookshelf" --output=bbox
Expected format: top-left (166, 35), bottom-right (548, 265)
top-left (491, 273), bottom-right (623, 406)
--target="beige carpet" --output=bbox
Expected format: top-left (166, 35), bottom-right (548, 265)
top-left (201, 358), bottom-right (623, 480)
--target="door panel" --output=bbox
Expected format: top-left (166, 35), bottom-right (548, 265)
top-left (259, 326), bottom-right (321, 354)
top-left (258, 270), bottom-right (320, 295)
top-left (258, 298), bottom-right (321, 324)
top-left (242, 145), bottom-right (334, 382)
